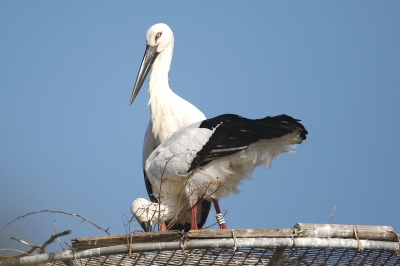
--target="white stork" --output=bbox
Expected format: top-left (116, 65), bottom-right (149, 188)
top-left (131, 198), bottom-right (178, 232)
top-left (129, 23), bottom-right (213, 231)
top-left (132, 114), bottom-right (308, 231)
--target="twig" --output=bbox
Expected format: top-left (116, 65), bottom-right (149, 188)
top-left (122, 213), bottom-right (133, 257)
top-left (10, 237), bottom-right (41, 254)
top-left (328, 203), bottom-right (337, 224)
top-left (53, 220), bottom-right (65, 250)
top-left (4, 230), bottom-right (72, 260)
top-left (0, 249), bottom-right (31, 256)
top-left (121, 213), bottom-right (132, 235)
top-left (353, 227), bottom-right (363, 253)
top-left (40, 230), bottom-right (72, 253)
top-left (63, 241), bottom-right (72, 249)
top-left (62, 241), bottom-right (81, 266)
top-left (5, 210), bottom-right (110, 235)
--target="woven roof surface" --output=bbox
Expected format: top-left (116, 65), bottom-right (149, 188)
top-left (45, 246), bottom-right (400, 265)
top-left (1, 223), bottom-right (399, 266)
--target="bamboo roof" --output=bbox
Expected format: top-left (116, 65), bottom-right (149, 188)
top-left (1, 223), bottom-right (399, 265)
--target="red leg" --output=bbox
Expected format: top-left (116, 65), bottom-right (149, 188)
top-left (159, 222), bottom-right (167, 231)
top-left (213, 199), bottom-right (227, 229)
top-left (191, 199), bottom-right (198, 230)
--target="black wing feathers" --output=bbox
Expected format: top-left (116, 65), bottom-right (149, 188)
top-left (189, 114), bottom-right (307, 172)
top-left (144, 170), bottom-right (157, 203)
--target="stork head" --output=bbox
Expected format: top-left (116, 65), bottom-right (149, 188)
top-left (131, 197), bottom-right (174, 232)
top-left (130, 23), bottom-right (174, 105)
top-left (145, 23), bottom-right (174, 53)
top-left (131, 198), bottom-right (154, 232)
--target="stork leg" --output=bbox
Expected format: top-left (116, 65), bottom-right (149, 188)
top-left (213, 199), bottom-right (227, 229)
top-left (190, 199), bottom-right (198, 230)
top-left (159, 222), bottom-right (167, 231)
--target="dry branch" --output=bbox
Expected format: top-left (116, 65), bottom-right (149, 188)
top-left (328, 203), bottom-right (337, 224)
top-left (0, 230), bottom-right (73, 261)
top-left (5, 209), bottom-right (110, 235)
top-left (10, 237), bottom-right (41, 255)
top-left (0, 249), bottom-right (30, 258)
top-left (72, 231), bottom-right (181, 249)
top-left (40, 230), bottom-right (72, 253)
top-left (10, 237), bottom-right (37, 250)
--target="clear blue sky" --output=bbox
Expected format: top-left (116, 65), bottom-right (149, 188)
top-left (1, 1), bottom-right (399, 253)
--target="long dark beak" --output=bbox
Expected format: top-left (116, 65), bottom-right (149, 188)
top-left (140, 221), bottom-right (152, 232)
top-left (130, 45), bottom-right (159, 105)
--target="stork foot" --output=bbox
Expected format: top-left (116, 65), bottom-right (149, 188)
top-left (190, 199), bottom-right (199, 230)
top-left (159, 222), bottom-right (167, 231)
top-left (213, 199), bottom-right (228, 229)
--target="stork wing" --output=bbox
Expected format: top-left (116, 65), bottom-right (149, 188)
top-left (189, 114), bottom-right (307, 172)
top-left (147, 126), bottom-right (213, 180)
top-left (148, 114), bottom-right (307, 179)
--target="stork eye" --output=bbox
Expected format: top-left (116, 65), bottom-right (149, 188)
top-left (155, 32), bottom-right (162, 41)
